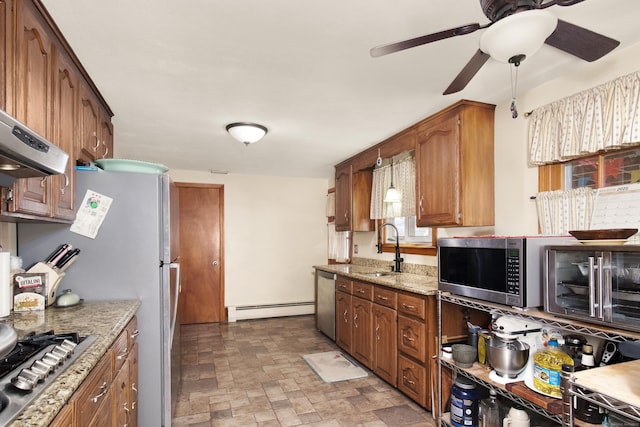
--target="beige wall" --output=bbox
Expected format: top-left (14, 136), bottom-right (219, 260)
top-left (355, 41), bottom-right (640, 266)
top-left (169, 170), bottom-right (328, 310)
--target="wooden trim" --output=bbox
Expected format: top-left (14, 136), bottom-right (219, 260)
top-left (538, 163), bottom-right (563, 192)
top-left (380, 243), bottom-right (437, 257)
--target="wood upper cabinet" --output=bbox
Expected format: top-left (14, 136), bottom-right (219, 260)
top-left (415, 100), bottom-right (495, 227)
top-left (334, 162), bottom-right (374, 233)
top-left (1, 0), bottom-right (113, 221)
top-left (78, 84), bottom-right (113, 164)
top-left (6, 0), bottom-right (56, 217)
top-left (334, 163), bottom-right (351, 231)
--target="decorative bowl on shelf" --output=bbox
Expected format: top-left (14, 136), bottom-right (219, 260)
top-left (568, 228), bottom-right (638, 241)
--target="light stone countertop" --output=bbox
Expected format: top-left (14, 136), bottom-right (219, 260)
top-left (0, 300), bottom-right (140, 427)
top-left (313, 264), bottom-right (439, 295)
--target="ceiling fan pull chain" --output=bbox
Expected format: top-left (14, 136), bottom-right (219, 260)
top-left (510, 63), bottom-right (519, 119)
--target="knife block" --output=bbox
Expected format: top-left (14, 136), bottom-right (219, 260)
top-left (26, 262), bottom-right (65, 306)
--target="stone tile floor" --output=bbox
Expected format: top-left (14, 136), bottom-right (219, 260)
top-left (172, 315), bottom-right (436, 427)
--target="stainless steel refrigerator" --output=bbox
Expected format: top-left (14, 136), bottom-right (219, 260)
top-left (17, 169), bottom-right (181, 427)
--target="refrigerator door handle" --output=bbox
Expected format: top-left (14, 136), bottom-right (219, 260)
top-left (169, 262), bottom-right (181, 348)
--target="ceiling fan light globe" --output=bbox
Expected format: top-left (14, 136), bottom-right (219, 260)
top-left (226, 122), bottom-right (268, 145)
top-left (479, 10), bottom-right (558, 63)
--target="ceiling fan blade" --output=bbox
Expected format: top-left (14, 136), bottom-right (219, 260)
top-left (443, 49), bottom-right (490, 95)
top-left (545, 19), bottom-right (620, 62)
top-left (370, 23), bottom-right (482, 58)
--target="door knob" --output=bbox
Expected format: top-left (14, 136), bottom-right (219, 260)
top-left (212, 261), bottom-right (219, 266)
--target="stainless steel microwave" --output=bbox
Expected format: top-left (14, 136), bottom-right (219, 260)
top-left (438, 236), bottom-right (572, 308)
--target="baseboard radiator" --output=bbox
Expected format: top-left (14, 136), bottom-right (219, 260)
top-left (227, 301), bottom-right (315, 322)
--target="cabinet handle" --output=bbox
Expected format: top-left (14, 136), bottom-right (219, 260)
top-left (356, 289), bottom-right (365, 294)
top-left (40, 177), bottom-right (47, 188)
top-left (91, 381), bottom-right (108, 403)
top-left (344, 210), bottom-right (348, 220)
top-left (343, 309), bottom-right (348, 323)
top-left (131, 383), bottom-right (138, 409)
top-left (123, 402), bottom-right (130, 427)
top-left (375, 324), bottom-right (380, 340)
top-left (376, 295), bottom-right (388, 301)
top-left (402, 334), bottom-right (415, 342)
top-left (92, 133), bottom-right (100, 151)
top-left (117, 349), bottom-right (130, 360)
top-left (401, 303), bottom-right (415, 309)
top-left (403, 376), bottom-right (415, 385)
top-left (419, 196), bottom-right (423, 213)
top-left (102, 141), bottom-right (109, 158)
top-left (130, 329), bottom-right (140, 339)
top-left (60, 174), bottom-right (70, 195)
top-left (353, 313), bottom-right (358, 328)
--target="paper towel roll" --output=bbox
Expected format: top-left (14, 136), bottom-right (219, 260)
top-left (0, 252), bottom-right (11, 317)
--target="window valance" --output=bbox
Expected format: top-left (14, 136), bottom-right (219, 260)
top-left (528, 70), bottom-right (640, 165)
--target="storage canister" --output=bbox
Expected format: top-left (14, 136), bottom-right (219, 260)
top-left (450, 376), bottom-right (480, 427)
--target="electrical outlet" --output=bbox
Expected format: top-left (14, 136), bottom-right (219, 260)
top-left (354, 244), bottom-right (358, 254)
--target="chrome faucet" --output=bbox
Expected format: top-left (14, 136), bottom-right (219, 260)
top-left (377, 222), bottom-right (403, 273)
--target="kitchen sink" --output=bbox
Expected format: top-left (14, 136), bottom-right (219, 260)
top-left (362, 271), bottom-right (395, 277)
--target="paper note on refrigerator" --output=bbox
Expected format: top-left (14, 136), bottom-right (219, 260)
top-left (70, 189), bottom-right (113, 239)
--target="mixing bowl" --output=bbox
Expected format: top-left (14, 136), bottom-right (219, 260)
top-left (487, 337), bottom-right (530, 378)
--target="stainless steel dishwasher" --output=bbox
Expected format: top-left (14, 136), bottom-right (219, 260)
top-left (315, 270), bottom-right (336, 340)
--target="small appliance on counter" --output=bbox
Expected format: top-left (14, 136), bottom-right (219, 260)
top-left (488, 315), bottom-right (544, 385)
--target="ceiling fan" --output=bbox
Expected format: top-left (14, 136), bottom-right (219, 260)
top-left (370, 0), bottom-right (620, 95)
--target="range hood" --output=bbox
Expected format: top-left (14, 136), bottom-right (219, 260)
top-left (0, 109), bottom-right (69, 187)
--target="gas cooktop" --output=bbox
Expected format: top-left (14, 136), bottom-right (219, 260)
top-left (0, 330), bottom-right (95, 425)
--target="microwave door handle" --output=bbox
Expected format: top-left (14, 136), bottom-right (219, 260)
top-left (589, 256), bottom-right (597, 318)
top-left (597, 256), bottom-right (605, 320)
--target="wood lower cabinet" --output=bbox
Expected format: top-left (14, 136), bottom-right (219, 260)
top-left (335, 289), bottom-right (352, 353)
top-left (351, 281), bottom-right (373, 368)
top-left (53, 315), bottom-right (139, 427)
top-left (372, 303), bottom-right (397, 386)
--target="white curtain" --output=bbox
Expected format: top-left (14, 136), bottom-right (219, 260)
top-left (327, 223), bottom-right (350, 262)
top-left (529, 70), bottom-right (640, 165)
top-left (370, 155), bottom-right (416, 219)
top-left (535, 187), bottom-right (597, 235)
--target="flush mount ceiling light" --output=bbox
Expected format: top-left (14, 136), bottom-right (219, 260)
top-left (479, 10), bottom-right (558, 64)
top-left (225, 122), bottom-right (268, 146)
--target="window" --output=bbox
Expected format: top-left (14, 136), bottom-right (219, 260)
top-left (564, 147), bottom-right (640, 189)
top-left (385, 216), bottom-right (431, 244)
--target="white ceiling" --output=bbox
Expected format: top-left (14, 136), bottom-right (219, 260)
top-left (41, 0), bottom-right (640, 179)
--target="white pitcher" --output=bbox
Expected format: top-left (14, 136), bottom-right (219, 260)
top-left (503, 406), bottom-right (530, 427)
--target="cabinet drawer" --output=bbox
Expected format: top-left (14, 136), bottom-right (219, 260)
top-left (336, 276), bottom-right (352, 293)
top-left (127, 316), bottom-right (139, 347)
top-left (398, 354), bottom-right (428, 407)
top-left (374, 286), bottom-right (397, 309)
top-left (112, 328), bottom-right (130, 373)
top-left (398, 293), bottom-right (426, 320)
top-left (75, 351), bottom-right (112, 427)
top-left (398, 315), bottom-right (426, 362)
top-left (352, 281), bottom-right (373, 300)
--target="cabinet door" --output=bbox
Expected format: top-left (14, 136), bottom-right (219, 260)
top-left (75, 351), bottom-right (112, 427)
top-left (398, 315), bottom-right (426, 363)
top-left (129, 341), bottom-right (139, 427)
top-left (398, 354), bottom-right (427, 408)
top-left (99, 108), bottom-right (114, 159)
top-left (351, 297), bottom-right (372, 368)
top-left (373, 304), bottom-right (397, 386)
top-left (416, 113), bottom-right (460, 226)
top-left (334, 163), bottom-right (352, 231)
top-left (51, 45), bottom-right (78, 220)
top-left (8, 0), bottom-right (54, 216)
top-left (113, 359), bottom-right (131, 427)
top-left (335, 290), bottom-right (352, 353)
top-left (49, 403), bottom-right (74, 427)
top-left (78, 83), bottom-right (100, 164)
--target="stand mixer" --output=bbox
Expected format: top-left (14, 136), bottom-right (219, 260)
top-left (489, 315), bottom-right (544, 384)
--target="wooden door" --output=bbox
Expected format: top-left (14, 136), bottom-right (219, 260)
top-left (373, 304), bottom-right (397, 385)
top-left (177, 183), bottom-right (224, 324)
top-left (415, 113), bottom-right (460, 226)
